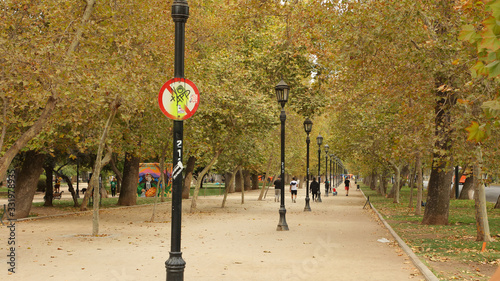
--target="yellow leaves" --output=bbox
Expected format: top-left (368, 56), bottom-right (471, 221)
top-left (465, 121), bottom-right (488, 143)
top-left (457, 98), bottom-right (472, 105)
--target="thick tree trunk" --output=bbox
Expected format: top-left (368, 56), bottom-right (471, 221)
top-left (459, 175), bottom-right (474, 199)
top-left (422, 76), bottom-right (455, 225)
top-left (43, 164), bottom-right (54, 207)
top-left (251, 174), bottom-right (259, 190)
top-left (225, 172), bottom-right (235, 193)
top-left (243, 170), bottom-right (251, 191)
top-left (117, 152), bottom-right (140, 206)
top-left (235, 171), bottom-right (243, 192)
top-left (369, 171), bottom-right (377, 190)
top-left (13, 151), bottom-right (46, 219)
top-left (182, 156), bottom-right (196, 199)
top-left (422, 163), bottom-right (453, 225)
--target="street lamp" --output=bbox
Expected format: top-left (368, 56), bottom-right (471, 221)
top-left (330, 154), bottom-right (334, 192)
top-left (166, 1), bottom-right (189, 280)
top-left (316, 134), bottom-right (323, 203)
top-left (324, 145), bottom-right (329, 197)
top-left (276, 79), bottom-right (290, 231)
top-left (303, 118), bottom-right (313, 211)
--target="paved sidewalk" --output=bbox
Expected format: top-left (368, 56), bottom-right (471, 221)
top-left (1, 183), bottom-right (423, 280)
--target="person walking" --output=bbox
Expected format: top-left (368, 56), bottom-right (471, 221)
top-left (325, 180), bottom-right (330, 195)
top-left (274, 177), bottom-right (281, 202)
top-left (290, 177), bottom-right (298, 203)
top-left (110, 177), bottom-right (117, 197)
top-left (310, 177), bottom-right (319, 202)
top-left (344, 177), bottom-right (351, 196)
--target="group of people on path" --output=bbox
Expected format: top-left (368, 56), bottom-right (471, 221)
top-left (273, 176), bottom-right (353, 202)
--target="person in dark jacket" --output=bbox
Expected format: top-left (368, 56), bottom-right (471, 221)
top-left (274, 177), bottom-right (281, 202)
top-left (310, 177), bottom-right (320, 202)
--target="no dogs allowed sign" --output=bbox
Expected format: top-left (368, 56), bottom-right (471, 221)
top-left (158, 78), bottom-right (200, 120)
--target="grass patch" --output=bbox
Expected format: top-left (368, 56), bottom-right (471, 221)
top-left (362, 184), bottom-right (499, 280)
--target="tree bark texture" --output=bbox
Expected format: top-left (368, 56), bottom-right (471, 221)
top-left (415, 152), bottom-right (423, 216)
top-left (43, 164), bottom-right (54, 207)
top-left (190, 149), bottom-right (221, 212)
top-left (459, 175), bottom-right (474, 200)
top-left (182, 156), bottom-right (196, 199)
top-left (117, 152), bottom-right (140, 206)
top-left (0, 95), bottom-right (56, 184)
top-left (472, 147), bottom-right (491, 242)
top-left (222, 165), bottom-right (240, 208)
top-left (240, 169), bottom-right (245, 204)
top-left (422, 79), bottom-right (455, 225)
top-left (251, 174), bottom-right (259, 190)
top-left (14, 151), bottom-right (46, 219)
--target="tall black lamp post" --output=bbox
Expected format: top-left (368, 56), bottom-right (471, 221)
top-left (316, 134), bottom-right (323, 203)
top-left (303, 118), bottom-right (313, 211)
top-left (330, 154), bottom-right (334, 191)
top-left (166, 1), bottom-right (189, 280)
top-left (276, 79), bottom-right (290, 231)
top-left (324, 145), bottom-right (329, 196)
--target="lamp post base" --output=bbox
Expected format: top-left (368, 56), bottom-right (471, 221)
top-left (165, 251), bottom-right (186, 281)
top-left (317, 191), bottom-right (322, 203)
top-left (304, 197), bottom-right (311, 211)
top-left (276, 207), bottom-right (289, 231)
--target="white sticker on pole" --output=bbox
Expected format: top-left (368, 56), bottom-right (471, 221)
top-left (172, 162), bottom-right (184, 180)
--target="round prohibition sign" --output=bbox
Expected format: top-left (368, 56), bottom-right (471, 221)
top-left (158, 78), bottom-right (200, 120)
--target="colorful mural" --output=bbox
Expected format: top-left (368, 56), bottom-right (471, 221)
top-left (137, 163), bottom-right (173, 197)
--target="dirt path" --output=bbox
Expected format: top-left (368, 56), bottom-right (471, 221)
top-left (1, 186), bottom-right (422, 280)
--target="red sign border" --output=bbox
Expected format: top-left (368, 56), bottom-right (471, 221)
top-left (158, 78), bottom-right (200, 121)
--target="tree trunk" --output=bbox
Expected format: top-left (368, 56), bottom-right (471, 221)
top-left (390, 162), bottom-right (401, 203)
top-left (472, 146), bottom-right (492, 242)
top-left (251, 173), bottom-right (259, 190)
top-left (43, 164), bottom-right (54, 207)
top-left (225, 172), bottom-right (235, 193)
top-left (459, 175), bottom-right (474, 199)
top-left (222, 165), bottom-right (240, 208)
top-left (243, 170), bottom-right (251, 191)
top-left (240, 169), bottom-right (245, 204)
top-left (117, 152), bottom-right (140, 206)
top-left (415, 152), bottom-right (423, 216)
top-left (422, 73), bottom-right (455, 225)
top-left (408, 162), bottom-right (416, 208)
top-left (258, 154), bottom-right (274, 200)
top-left (13, 151), bottom-right (46, 219)
top-left (190, 149), bottom-right (222, 212)
top-left (182, 156), bottom-right (196, 199)
top-left (494, 195), bottom-right (500, 209)
top-left (110, 155), bottom-right (123, 193)
top-left (80, 146), bottom-right (114, 210)
top-left (369, 171), bottom-right (377, 190)
top-left (422, 162), bottom-right (453, 225)
top-left (235, 170), bottom-right (243, 192)
top-left (58, 173), bottom-right (79, 207)
top-left (0, 96), bottom-right (56, 185)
